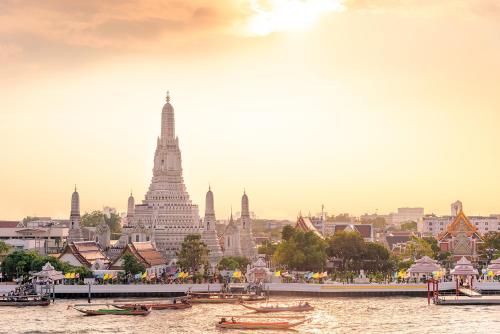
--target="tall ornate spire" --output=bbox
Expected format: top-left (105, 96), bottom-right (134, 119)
top-left (161, 90), bottom-right (175, 140)
top-left (204, 186), bottom-right (215, 230)
top-left (127, 191), bottom-right (135, 218)
top-left (68, 186), bottom-right (83, 242)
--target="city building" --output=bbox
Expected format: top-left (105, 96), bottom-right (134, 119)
top-left (392, 207), bottom-right (424, 224)
top-left (0, 219), bottom-right (68, 254)
top-left (418, 201), bottom-right (500, 236)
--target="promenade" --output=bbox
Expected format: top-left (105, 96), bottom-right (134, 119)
top-left (2, 282), bottom-right (499, 298)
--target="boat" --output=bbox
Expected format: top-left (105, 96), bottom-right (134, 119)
top-left (188, 292), bottom-right (266, 304)
top-left (241, 302), bottom-right (314, 313)
top-left (73, 305), bottom-right (151, 316)
top-left (114, 301), bottom-right (192, 310)
top-left (216, 317), bottom-right (309, 330)
top-left (0, 295), bottom-right (51, 307)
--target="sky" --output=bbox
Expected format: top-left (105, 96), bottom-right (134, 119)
top-left (1, 0), bottom-right (500, 221)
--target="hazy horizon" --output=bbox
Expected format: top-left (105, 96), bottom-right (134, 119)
top-left (2, 1), bottom-right (500, 221)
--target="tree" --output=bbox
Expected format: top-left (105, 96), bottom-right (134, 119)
top-left (122, 253), bottom-right (146, 275)
top-left (362, 242), bottom-right (392, 274)
top-left (218, 256), bottom-right (251, 273)
top-left (403, 237), bottom-right (434, 260)
top-left (1, 250), bottom-right (92, 280)
top-left (0, 240), bottom-right (11, 256)
top-left (258, 240), bottom-right (278, 259)
top-left (81, 210), bottom-right (122, 235)
top-left (326, 231), bottom-right (366, 271)
top-left (479, 232), bottom-right (500, 261)
top-left (400, 221), bottom-right (417, 231)
top-left (22, 216), bottom-right (38, 224)
top-left (274, 228), bottom-right (327, 271)
top-left (361, 217), bottom-right (386, 229)
top-left (281, 225), bottom-right (295, 242)
top-left (328, 214), bottom-right (352, 222)
top-left (176, 234), bottom-right (209, 272)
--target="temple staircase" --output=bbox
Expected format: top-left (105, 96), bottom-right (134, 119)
top-left (458, 288), bottom-right (482, 297)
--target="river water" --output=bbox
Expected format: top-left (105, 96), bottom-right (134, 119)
top-left (0, 296), bottom-right (498, 333)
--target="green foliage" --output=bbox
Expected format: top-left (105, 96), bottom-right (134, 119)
top-left (400, 221), bottom-right (417, 231)
top-left (0, 250), bottom-right (92, 280)
top-left (327, 214), bottom-right (352, 222)
top-left (479, 232), bottom-right (500, 260)
top-left (274, 228), bottom-right (327, 271)
top-left (361, 217), bottom-right (386, 229)
top-left (81, 210), bottom-right (122, 235)
top-left (258, 240), bottom-right (278, 259)
top-left (0, 240), bottom-right (11, 255)
top-left (326, 231), bottom-right (366, 271)
top-left (403, 237), bottom-right (435, 260)
top-left (176, 234), bottom-right (209, 272)
top-left (362, 242), bottom-right (393, 274)
top-left (122, 253), bottom-right (146, 275)
top-left (281, 225), bottom-right (295, 241)
top-left (218, 256), bottom-right (251, 272)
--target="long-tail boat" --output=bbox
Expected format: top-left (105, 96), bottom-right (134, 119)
top-left (188, 292), bottom-right (266, 304)
top-left (72, 304), bottom-right (151, 316)
top-left (114, 301), bottom-right (192, 310)
top-left (241, 302), bottom-right (314, 313)
top-left (215, 317), bottom-right (309, 330)
top-left (0, 295), bottom-right (50, 307)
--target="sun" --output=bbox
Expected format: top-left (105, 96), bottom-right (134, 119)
top-left (247, 0), bottom-right (345, 36)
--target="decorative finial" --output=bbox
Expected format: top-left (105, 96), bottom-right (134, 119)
top-left (208, 183), bottom-right (211, 191)
top-left (166, 90), bottom-right (170, 103)
top-left (243, 188), bottom-right (246, 195)
top-left (130, 189), bottom-right (133, 196)
top-left (74, 184), bottom-right (77, 192)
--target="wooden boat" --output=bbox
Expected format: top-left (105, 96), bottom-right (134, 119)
top-left (114, 302), bottom-right (192, 310)
top-left (0, 295), bottom-right (50, 307)
top-left (216, 318), bottom-right (309, 330)
top-left (239, 295), bottom-right (267, 303)
top-left (74, 305), bottom-right (151, 316)
top-left (241, 303), bottom-right (314, 313)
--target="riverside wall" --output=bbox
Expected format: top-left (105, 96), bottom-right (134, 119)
top-left (1, 282), bottom-right (499, 298)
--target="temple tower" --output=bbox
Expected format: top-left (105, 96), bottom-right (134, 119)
top-left (68, 186), bottom-right (83, 242)
top-left (239, 191), bottom-right (257, 258)
top-left (201, 186), bottom-right (223, 266)
top-left (127, 192), bottom-right (135, 218)
top-left (223, 210), bottom-right (242, 257)
top-left (95, 216), bottom-right (111, 250)
top-left (129, 92), bottom-right (201, 260)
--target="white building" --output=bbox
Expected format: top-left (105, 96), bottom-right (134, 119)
top-left (0, 219), bottom-right (68, 254)
top-left (392, 207), bottom-right (424, 224)
top-left (418, 201), bottom-right (500, 236)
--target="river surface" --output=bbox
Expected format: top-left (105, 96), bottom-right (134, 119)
top-left (0, 296), bottom-right (498, 334)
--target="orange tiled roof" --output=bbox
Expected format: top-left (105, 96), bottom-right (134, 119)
top-left (129, 242), bottom-right (166, 267)
top-left (62, 241), bottom-right (110, 267)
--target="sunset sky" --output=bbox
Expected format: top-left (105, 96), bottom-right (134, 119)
top-left (1, 0), bottom-right (500, 221)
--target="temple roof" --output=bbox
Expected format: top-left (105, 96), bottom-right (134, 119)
top-left (295, 216), bottom-right (324, 239)
top-left (451, 256), bottom-right (478, 275)
top-left (438, 210), bottom-right (481, 240)
top-left (408, 256), bottom-right (441, 274)
top-left (333, 224), bottom-right (373, 239)
top-left (61, 241), bottom-right (110, 267)
top-left (111, 242), bottom-right (166, 268)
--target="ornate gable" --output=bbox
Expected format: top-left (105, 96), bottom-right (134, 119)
top-left (439, 210), bottom-right (481, 240)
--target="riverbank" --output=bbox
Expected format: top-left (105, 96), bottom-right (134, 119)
top-left (2, 282), bottom-right (499, 298)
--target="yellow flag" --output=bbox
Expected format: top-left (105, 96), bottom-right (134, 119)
top-left (70, 272), bottom-right (76, 279)
top-left (274, 271), bottom-right (281, 277)
top-left (142, 272), bottom-right (147, 279)
top-left (312, 272), bottom-right (319, 279)
top-left (103, 274), bottom-right (108, 280)
top-left (64, 273), bottom-right (70, 279)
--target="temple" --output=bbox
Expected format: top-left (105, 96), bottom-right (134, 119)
top-left (221, 192), bottom-right (257, 258)
top-left (201, 186), bottom-right (223, 267)
top-left (438, 209), bottom-right (483, 261)
top-left (67, 186), bottom-right (83, 242)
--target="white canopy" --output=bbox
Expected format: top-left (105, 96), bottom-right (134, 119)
top-left (32, 262), bottom-right (64, 282)
top-left (450, 257), bottom-right (478, 276)
top-left (487, 258), bottom-right (500, 274)
top-left (407, 256), bottom-right (442, 274)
